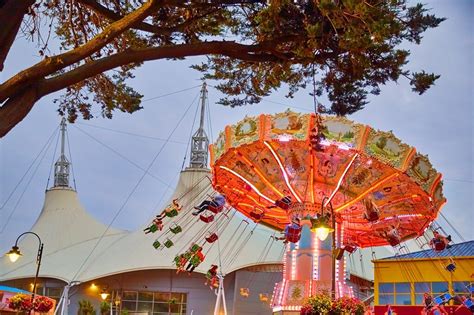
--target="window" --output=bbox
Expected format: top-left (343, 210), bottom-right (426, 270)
top-left (378, 282), bottom-right (411, 306)
top-left (120, 290), bottom-right (187, 315)
top-left (453, 282), bottom-right (473, 301)
top-left (414, 282), bottom-right (448, 305)
top-left (45, 287), bottom-right (62, 303)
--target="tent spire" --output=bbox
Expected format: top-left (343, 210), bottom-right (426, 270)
top-left (189, 82), bottom-right (209, 169)
top-left (53, 118), bottom-right (71, 187)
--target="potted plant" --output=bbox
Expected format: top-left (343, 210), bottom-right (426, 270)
top-left (8, 293), bottom-right (33, 314)
top-left (33, 296), bottom-right (54, 313)
top-left (77, 299), bottom-right (96, 315)
top-left (301, 293), bottom-right (332, 315)
top-left (301, 293), bottom-right (366, 315)
top-left (99, 301), bottom-right (110, 315)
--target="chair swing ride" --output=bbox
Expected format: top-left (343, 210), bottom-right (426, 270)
top-left (144, 107), bottom-right (457, 313)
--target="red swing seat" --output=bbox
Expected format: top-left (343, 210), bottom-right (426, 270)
top-left (344, 245), bottom-right (357, 254)
top-left (286, 226), bottom-right (302, 243)
top-left (388, 236), bottom-right (400, 246)
top-left (250, 210), bottom-right (264, 221)
top-left (209, 205), bottom-right (224, 214)
top-left (432, 239), bottom-right (446, 251)
top-left (367, 211), bottom-right (379, 222)
top-left (206, 233), bottom-right (219, 243)
top-left (200, 214), bottom-right (215, 223)
top-left (276, 200), bottom-right (290, 210)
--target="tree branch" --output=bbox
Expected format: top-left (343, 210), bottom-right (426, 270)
top-left (0, 39), bottom-right (286, 138)
top-left (41, 40), bottom-right (283, 94)
top-left (0, 0), bottom-right (35, 71)
top-left (0, 0), bottom-right (158, 102)
top-left (77, 0), bottom-right (171, 35)
top-left (0, 84), bottom-right (41, 137)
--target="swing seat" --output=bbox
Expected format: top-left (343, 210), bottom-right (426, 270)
top-left (276, 200), bottom-right (290, 210)
top-left (165, 208), bottom-right (179, 218)
top-left (190, 244), bottom-right (201, 253)
top-left (152, 240), bottom-right (161, 249)
top-left (173, 256), bottom-right (182, 266)
top-left (200, 214), bottom-right (215, 223)
top-left (250, 210), bottom-right (264, 221)
top-left (240, 288), bottom-right (249, 297)
top-left (181, 252), bottom-right (191, 261)
top-left (366, 211), bottom-right (379, 222)
top-left (148, 224), bottom-right (158, 233)
top-left (206, 271), bottom-right (214, 279)
top-left (190, 255), bottom-right (203, 266)
top-left (433, 240), bottom-right (446, 251)
top-left (388, 236), bottom-right (401, 246)
top-left (205, 233), bottom-right (219, 243)
top-left (286, 226), bottom-right (302, 243)
top-left (464, 299), bottom-right (473, 309)
top-left (209, 205), bottom-right (224, 214)
top-left (334, 248), bottom-right (345, 260)
top-left (344, 245), bottom-right (357, 254)
top-left (170, 225), bottom-right (182, 234)
top-left (259, 293), bottom-right (269, 302)
top-left (445, 263), bottom-right (456, 272)
top-left (164, 239), bottom-right (174, 248)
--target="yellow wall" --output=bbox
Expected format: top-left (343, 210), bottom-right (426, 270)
top-left (374, 256), bottom-right (474, 305)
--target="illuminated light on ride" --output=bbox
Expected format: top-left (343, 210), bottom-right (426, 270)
top-left (333, 172), bottom-right (399, 212)
top-left (335, 223), bottom-right (340, 283)
top-left (277, 279), bottom-right (286, 306)
top-left (324, 153), bottom-right (359, 207)
top-left (310, 154), bottom-right (315, 203)
top-left (291, 242), bottom-right (299, 280)
top-left (312, 233), bottom-right (319, 280)
top-left (237, 153), bottom-right (284, 197)
top-left (274, 306), bottom-right (302, 312)
top-left (315, 227), bottom-right (331, 241)
top-left (263, 141), bottom-right (302, 203)
top-left (278, 134), bottom-right (293, 142)
top-left (219, 166), bottom-right (274, 203)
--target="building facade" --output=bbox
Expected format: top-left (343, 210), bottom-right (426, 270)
top-left (373, 241), bottom-right (474, 315)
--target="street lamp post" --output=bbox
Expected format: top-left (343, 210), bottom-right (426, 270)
top-left (5, 232), bottom-right (44, 302)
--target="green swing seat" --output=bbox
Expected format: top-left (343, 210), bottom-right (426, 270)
top-left (148, 224), bottom-right (158, 233)
top-left (164, 239), bottom-right (174, 248)
top-left (189, 255), bottom-right (202, 266)
top-left (183, 251), bottom-right (192, 260)
top-left (174, 255), bottom-right (184, 267)
top-left (152, 240), bottom-right (161, 249)
top-left (190, 243), bottom-right (201, 253)
top-left (170, 225), bottom-right (182, 234)
top-left (165, 208), bottom-right (179, 218)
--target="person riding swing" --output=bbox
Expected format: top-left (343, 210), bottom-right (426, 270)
top-left (143, 217), bottom-right (163, 234)
top-left (192, 194), bottom-right (226, 216)
top-left (429, 231), bottom-right (452, 251)
top-left (363, 197), bottom-right (380, 222)
top-left (156, 198), bottom-right (182, 220)
top-left (205, 264), bottom-right (219, 289)
top-left (275, 217), bottom-right (302, 243)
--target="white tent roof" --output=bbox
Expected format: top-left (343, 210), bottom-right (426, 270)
top-left (0, 169), bottom-right (284, 283)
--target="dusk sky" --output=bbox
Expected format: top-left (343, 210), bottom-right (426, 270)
top-left (1, 1), bottom-right (472, 275)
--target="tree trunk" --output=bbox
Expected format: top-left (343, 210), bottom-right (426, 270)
top-left (0, 85), bottom-right (40, 138)
top-left (0, 0), bottom-right (35, 71)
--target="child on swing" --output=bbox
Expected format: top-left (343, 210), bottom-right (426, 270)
top-left (143, 217), bottom-right (163, 234)
top-left (205, 264), bottom-right (219, 289)
top-left (156, 198), bottom-right (182, 219)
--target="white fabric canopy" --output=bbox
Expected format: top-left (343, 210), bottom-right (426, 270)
top-left (0, 169), bottom-right (284, 283)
